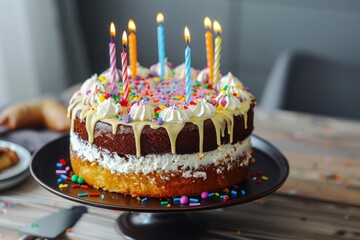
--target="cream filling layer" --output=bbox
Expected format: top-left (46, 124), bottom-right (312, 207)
top-left (70, 133), bottom-right (252, 179)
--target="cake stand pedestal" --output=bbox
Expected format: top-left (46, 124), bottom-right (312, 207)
top-left (30, 135), bottom-right (289, 239)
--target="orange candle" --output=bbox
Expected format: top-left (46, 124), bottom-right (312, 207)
top-left (128, 19), bottom-right (137, 78)
top-left (204, 17), bottom-right (214, 86)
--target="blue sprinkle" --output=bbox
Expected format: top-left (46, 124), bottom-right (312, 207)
top-left (241, 189), bottom-right (246, 197)
top-left (141, 198), bottom-right (148, 203)
top-left (57, 178), bottom-right (63, 183)
top-left (60, 174), bottom-right (67, 180)
top-left (78, 193), bottom-right (88, 197)
top-left (220, 194), bottom-right (228, 199)
top-left (1, 202), bottom-right (7, 208)
top-left (173, 197), bottom-right (180, 203)
top-left (231, 190), bottom-right (238, 195)
top-left (208, 192), bottom-right (215, 197)
top-left (189, 198), bottom-right (199, 203)
top-left (101, 194), bottom-right (105, 200)
top-left (56, 163), bottom-right (62, 168)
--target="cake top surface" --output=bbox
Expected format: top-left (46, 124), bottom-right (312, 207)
top-left (69, 63), bottom-right (255, 124)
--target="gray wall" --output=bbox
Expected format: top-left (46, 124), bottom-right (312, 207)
top-left (76, 0), bottom-right (360, 99)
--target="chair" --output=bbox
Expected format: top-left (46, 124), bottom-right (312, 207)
top-left (260, 51), bottom-right (360, 120)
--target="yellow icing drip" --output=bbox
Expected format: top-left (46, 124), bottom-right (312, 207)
top-left (162, 123), bottom-right (185, 154)
top-left (210, 115), bottom-right (223, 146)
top-left (131, 122), bottom-right (149, 157)
top-left (192, 119), bottom-right (205, 158)
top-left (244, 113), bottom-right (248, 129)
top-left (217, 110), bottom-right (235, 143)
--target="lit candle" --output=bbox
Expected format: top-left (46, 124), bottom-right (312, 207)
top-left (213, 20), bottom-right (222, 85)
top-left (121, 31), bottom-right (129, 102)
top-left (156, 13), bottom-right (166, 80)
top-left (204, 17), bottom-right (214, 87)
top-left (128, 19), bottom-right (137, 79)
top-left (109, 22), bottom-right (118, 95)
top-left (184, 27), bottom-right (191, 104)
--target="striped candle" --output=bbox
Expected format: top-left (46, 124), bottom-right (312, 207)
top-left (121, 31), bottom-right (129, 102)
top-left (157, 13), bottom-right (166, 80)
top-left (213, 20), bottom-right (222, 85)
top-left (204, 17), bottom-right (214, 86)
top-left (184, 27), bottom-right (191, 104)
top-left (109, 22), bottom-right (117, 95)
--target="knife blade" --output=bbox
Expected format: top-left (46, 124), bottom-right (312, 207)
top-left (17, 206), bottom-right (87, 240)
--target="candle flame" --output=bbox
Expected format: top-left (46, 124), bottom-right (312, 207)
top-left (213, 20), bottom-right (222, 34)
top-left (156, 12), bottom-right (164, 24)
top-left (122, 31), bottom-right (128, 45)
top-left (110, 22), bottom-right (116, 38)
top-left (128, 19), bottom-right (136, 32)
top-left (204, 17), bottom-right (212, 30)
top-left (184, 26), bottom-right (190, 43)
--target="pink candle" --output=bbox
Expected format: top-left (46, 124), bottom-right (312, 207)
top-left (121, 31), bottom-right (129, 102)
top-left (109, 22), bottom-right (117, 95)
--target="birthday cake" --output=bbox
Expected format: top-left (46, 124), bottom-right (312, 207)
top-left (67, 18), bottom-right (255, 198)
top-left (68, 65), bottom-right (255, 198)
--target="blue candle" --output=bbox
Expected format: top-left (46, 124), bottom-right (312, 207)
top-left (157, 13), bottom-right (166, 80)
top-left (184, 27), bottom-right (191, 104)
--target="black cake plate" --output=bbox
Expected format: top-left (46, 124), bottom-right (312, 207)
top-left (30, 134), bottom-right (289, 239)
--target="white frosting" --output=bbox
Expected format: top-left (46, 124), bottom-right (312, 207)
top-left (82, 93), bottom-right (100, 107)
top-left (127, 62), bottom-right (151, 78)
top-left (173, 63), bottom-right (197, 80)
top-left (190, 98), bottom-right (216, 118)
top-left (129, 101), bottom-right (154, 121)
top-left (96, 98), bottom-right (121, 117)
top-left (80, 74), bottom-right (99, 95)
top-left (215, 93), bottom-right (242, 111)
top-left (159, 105), bottom-right (192, 123)
top-left (149, 58), bottom-right (173, 77)
top-left (70, 132), bottom-right (252, 177)
top-left (196, 68), bottom-right (210, 83)
top-left (216, 72), bottom-right (243, 91)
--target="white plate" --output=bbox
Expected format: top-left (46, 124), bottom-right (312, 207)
top-left (0, 169), bottom-right (29, 190)
top-left (0, 140), bottom-right (31, 181)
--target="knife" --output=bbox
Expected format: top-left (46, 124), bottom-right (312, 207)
top-left (17, 206), bottom-right (87, 240)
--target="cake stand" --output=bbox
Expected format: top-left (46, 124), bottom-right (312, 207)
top-left (30, 135), bottom-right (289, 239)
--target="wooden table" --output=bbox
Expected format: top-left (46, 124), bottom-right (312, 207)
top-left (1, 108), bottom-right (359, 239)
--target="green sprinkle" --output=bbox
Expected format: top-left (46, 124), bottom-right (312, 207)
top-left (204, 84), bottom-right (209, 89)
top-left (154, 112), bottom-right (159, 118)
top-left (71, 174), bottom-right (78, 183)
top-left (161, 201), bottom-right (169, 205)
top-left (77, 177), bottom-right (85, 184)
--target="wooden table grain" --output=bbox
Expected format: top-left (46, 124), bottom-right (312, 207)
top-left (1, 108), bottom-right (359, 239)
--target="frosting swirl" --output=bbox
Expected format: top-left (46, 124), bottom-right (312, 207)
top-left (216, 72), bottom-right (243, 91)
top-left (159, 105), bottom-right (192, 123)
top-left (97, 98), bottom-right (121, 117)
top-left (173, 63), bottom-right (197, 80)
top-left (149, 58), bottom-right (173, 77)
top-left (215, 93), bottom-right (242, 111)
top-left (196, 68), bottom-right (210, 83)
top-left (190, 98), bottom-right (216, 118)
top-left (129, 101), bottom-right (154, 121)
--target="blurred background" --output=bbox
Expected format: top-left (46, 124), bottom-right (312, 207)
top-left (0, 0), bottom-right (359, 119)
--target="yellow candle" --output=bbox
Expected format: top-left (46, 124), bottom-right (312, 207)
top-left (128, 19), bottom-right (137, 78)
top-left (204, 17), bottom-right (214, 87)
top-left (213, 20), bottom-right (222, 85)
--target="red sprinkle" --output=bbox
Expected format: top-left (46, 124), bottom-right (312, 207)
top-left (89, 193), bottom-right (100, 197)
top-left (255, 171), bottom-right (263, 175)
top-left (223, 196), bottom-right (229, 202)
top-left (257, 179), bottom-right (262, 184)
top-left (81, 185), bottom-right (89, 189)
top-left (104, 93), bottom-right (110, 99)
top-left (66, 177), bottom-right (71, 181)
top-left (59, 158), bottom-right (66, 164)
top-left (72, 184), bottom-right (80, 188)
